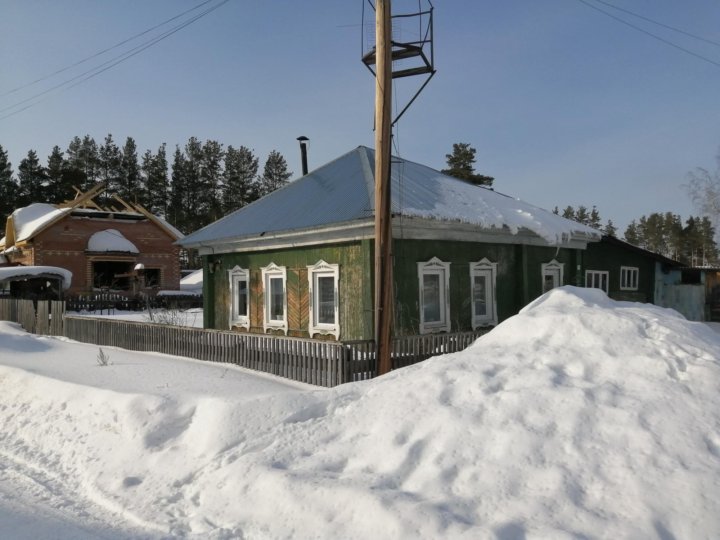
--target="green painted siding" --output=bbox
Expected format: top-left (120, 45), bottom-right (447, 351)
top-left (205, 240), bottom-right (373, 340)
top-left (205, 237), bottom-right (585, 340)
top-left (392, 239), bottom-right (581, 335)
top-left (584, 241), bottom-right (656, 302)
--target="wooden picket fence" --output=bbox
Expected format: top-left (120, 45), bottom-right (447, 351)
top-left (0, 298), bottom-right (488, 387)
top-left (0, 298), bottom-right (65, 336)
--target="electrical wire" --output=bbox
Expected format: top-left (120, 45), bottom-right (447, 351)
top-left (1, 0), bottom-right (216, 98)
top-left (589, 0), bottom-right (720, 49)
top-left (576, 0), bottom-right (720, 69)
top-left (0, 0), bottom-right (230, 121)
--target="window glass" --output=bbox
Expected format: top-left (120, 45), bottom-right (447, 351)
top-left (307, 261), bottom-right (340, 338)
top-left (270, 277), bottom-right (284, 320)
top-left (423, 273), bottom-right (441, 323)
top-left (473, 274), bottom-right (488, 316)
top-left (317, 275), bottom-right (335, 325)
top-left (621, 267), bottom-right (639, 290)
top-left (543, 269), bottom-right (559, 293)
top-left (586, 270), bottom-right (609, 293)
top-left (236, 278), bottom-right (248, 317)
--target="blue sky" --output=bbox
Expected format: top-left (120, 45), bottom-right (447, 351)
top-left (1, 0), bottom-right (719, 234)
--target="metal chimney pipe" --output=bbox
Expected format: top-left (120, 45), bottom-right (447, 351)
top-left (297, 136), bottom-right (309, 176)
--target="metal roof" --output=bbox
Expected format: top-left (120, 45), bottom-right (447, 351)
top-left (180, 146), bottom-right (600, 248)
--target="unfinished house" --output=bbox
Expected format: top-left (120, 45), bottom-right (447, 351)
top-left (0, 184), bottom-right (183, 296)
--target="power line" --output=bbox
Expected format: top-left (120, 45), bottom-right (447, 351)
top-left (1, 0), bottom-right (217, 98)
top-left (590, 0), bottom-right (720, 49)
top-left (0, 0), bottom-right (230, 121)
top-left (576, 0), bottom-right (720, 69)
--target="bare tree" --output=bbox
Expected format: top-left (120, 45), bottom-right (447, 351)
top-left (685, 148), bottom-right (720, 239)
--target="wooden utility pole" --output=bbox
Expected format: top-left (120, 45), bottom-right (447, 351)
top-left (374, 0), bottom-right (393, 375)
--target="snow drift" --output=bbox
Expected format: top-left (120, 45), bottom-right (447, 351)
top-left (1, 286), bottom-right (719, 539)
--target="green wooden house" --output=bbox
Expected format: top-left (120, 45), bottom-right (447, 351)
top-left (179, 146), bottom-right (601, 340)
top-left (584, 235), bottom-right (708, 320)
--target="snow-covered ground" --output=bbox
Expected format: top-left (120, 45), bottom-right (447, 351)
top-left (1, 286), bottom-right (719, 539)
top-left (69, 307), bottom-right (204, 328)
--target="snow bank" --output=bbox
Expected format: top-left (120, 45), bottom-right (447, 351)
top-left (1, 286), bottom-right (719, 538)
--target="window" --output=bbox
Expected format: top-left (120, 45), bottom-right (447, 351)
top-left (541, 260), bottom-right (564, 293)
top-left (585, 270), bottom-right (609, 293)
top-left (470, 258), bottom-right (498, 328)
top-left (308, 260), bottom-right (339, 338)
top-left (261, 263), bottom-right (287, 334)
top-left (418, 257), bottom-right (451, 334)
top-left (228, 266), bottom-right (249, 329)
top-left (620, 266), bottom-right (639, 291)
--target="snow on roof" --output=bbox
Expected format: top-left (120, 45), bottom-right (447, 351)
top-left (393, 155), bottom-right (599, 243)
top-left (180, 268), bottom-right (202, 290)
top-left (87, 229), bottom-right (139, 253)
top-left (180, 146), bottom-right (600, 248)
top-left (10, 203), bottom-right (70, 244)
top-left (0, 265), bottom-right (72, 289)
top-left (155, 215), bottom-right (185, 240)
top-left (4, 196), bottom-right (183, 250)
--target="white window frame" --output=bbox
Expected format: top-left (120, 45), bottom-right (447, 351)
top-left (620, 266), bottom-right (639, 291)
top-left (261, 262), bottom-right (288, 334)
top-left (541, 259), bottom-right (564, 293)
top-left (470, 258), bottom-right (498, 328)
top-left (307, 260), bottom-right (340, 339)
top-left (585, 270), bottom-right (609, 293)
top-left (417, 257), bottom-right (451, 334)
top-left (228, 265), bottom-right (250, 329)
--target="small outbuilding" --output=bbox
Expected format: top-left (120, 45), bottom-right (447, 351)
top-left (0, 265), bottom-right (72, 300)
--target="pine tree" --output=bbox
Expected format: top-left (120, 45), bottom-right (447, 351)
top-left (258, 150), bottom-right (292, 198)
top-left (199, 139), bottom-right (225, 224)
top-left (603, 219), bottom-right (617, 237)
top-left (45, 146), bottom-right (68, 203)
top-left (624, 220), bottom-right (641, 245)
top-left (441, 142), bottom-right (494, 187)
top-left (561, 206), bottom-right (575, 220)
top-left (183, 137), bottom-right (205, 232)
top-left (120, 136), bottom-right (141, 202)
top-left (98, 134), bottom-right (122, 202)
top-left (79, 135), bottom-right (100, 190)
top-left (142, 144), bottom-right (169, 215)
top-left (588, 206), bottom-right (602, 229)
top-left (664, 212), bottom-right (683, 260)
top-left (699, 217), bottom-right (719, 263)
top-left (575, 205), bottom-right (590, 226)
top-left (623, 212), bottom-right (718, 265)
top-left (0, 145), bottom-right (19, 226)
top-left (17, 149), bottom-right (47, 206)
top-left (168, 145), bottom-right (189, 233)
top-left (64, 136), bottom-right (87, 191)
top-left (222, 145), bottom-right (259, 213)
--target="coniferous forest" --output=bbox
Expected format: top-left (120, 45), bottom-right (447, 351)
top-left (0, 136), bottom-right (292, 236)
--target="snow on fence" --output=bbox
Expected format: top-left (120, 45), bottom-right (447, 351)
top-left (0, 299), bottom-right (488, 386)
